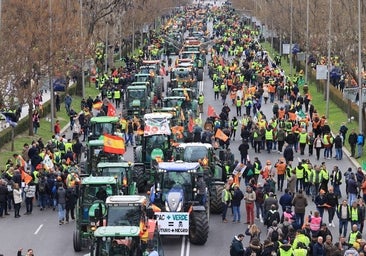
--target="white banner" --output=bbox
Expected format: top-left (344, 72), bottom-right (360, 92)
top-left (282, 44), bottom-right (290, 55)
top-left (316, 65), bottom-right (328, 80)
top-left (144, 117), bottom-right (171, 136)
top-left (155, 212), bottom-right (189, 235)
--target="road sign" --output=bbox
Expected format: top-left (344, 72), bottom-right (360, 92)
top-left (316, 65), bottom-right (327, 80)
top-left (343, 88), bottom-right (358, 101)
top-left (282, 44), bottom-right (290, 54)
top-left (155, 212), bottom-right (189, 235)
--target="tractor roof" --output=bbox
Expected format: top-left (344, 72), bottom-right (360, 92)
top-left (177, 142), bottom-right (213, 149)
top-left (90, 116), bottom-right (119, 124)
top-left (87, 139), bottom-right (104, 147)
top-left (144, 112), bottom-right (173, 120)
top-left (158, 161), bottom-right (200, 172)
top-left (81, 176), bottom-right (117, 185)
top-left (106, 195), bottom-right (146, 205)
top-left (93, 226), bottom-right (140, 238)
top-left (127, 85), bottom-right (147, 90)
top-left (97, 161), bottom-right (134, 168)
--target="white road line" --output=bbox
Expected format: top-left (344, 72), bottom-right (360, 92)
top-left (180, 236), bottom-right (186, 256)
top-left (186, 237), bottom-right (191, 256)
top-left (34, 224), bottom-right (43, 235)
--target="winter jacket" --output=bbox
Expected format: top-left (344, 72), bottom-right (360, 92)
top-left (0, 185), bottom-right (8, 202)
top-left (13, 189), bottom-right (22, 204)
top-left (292, 193), bottom-right (308, 214)
top-left (230, 236), bottom-right (245, 256)
top-left (231, 189), bottom-right (244, 207)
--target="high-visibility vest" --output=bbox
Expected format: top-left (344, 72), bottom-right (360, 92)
top-left (351, 208), bottom-right (359, 221)
top-left (349, 231), bottom-right (360, 245)
top-left (265, 130), bottom-right (273, 140)
top-left (114, 90), bottom-right (121, 99)
top-left (299, 133), bottom-right (308, 144)
top-left (309, 216), bottom-right (321, 231)
top-left (65, 142), bottom-right (73, 152)
top-left (279, 247), bottom-right (293, 256)
top-left (214, 85), bottom-right (220, 92)
top-left (295, 166), bottom-right (304, 179)
top-left (236, 99), bottom-right (242, 107)
top-left (292, 248), bottom-right (308, 256)
top-left (198, 95), bottom-right (204, 105)
top-left (106, 90), bottom-right (113, 98)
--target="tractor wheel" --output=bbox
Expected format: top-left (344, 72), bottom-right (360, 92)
top-left (154, 83), bottom-right (162, 99)
top-left (210, 184), bottom-right (224, 214)
top-left (73, 229), bottom-right (82, 252)
top-left (189, 211), bottom-right (209, 245)
top-left (133, 165), bottom-right (146, 193)
top-left (197, 69), bottom-right (203, 82)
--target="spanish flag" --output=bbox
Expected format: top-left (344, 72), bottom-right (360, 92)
top-left (104, 134), bottom-right (125, 155)
top-left (215, 128), bottom-right (229, 142)
top-left (93, 102), bottom-right (103, 110)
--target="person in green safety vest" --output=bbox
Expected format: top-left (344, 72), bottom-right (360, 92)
top-left (278, 240), bottom-right (293, 256)
top-left (222, 183), bottom-right (232, 223)
top-left (113, 88), bottom-right (121, 108)
top-left (198, 93), bottom-right (204, 114)
top-left (230, 116), bottom-right (238, 141)
top-left (348, 224), bottom-right (362, 246)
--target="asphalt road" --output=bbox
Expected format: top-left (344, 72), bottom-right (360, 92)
top-left (0, 2), bottom-right (360, 256)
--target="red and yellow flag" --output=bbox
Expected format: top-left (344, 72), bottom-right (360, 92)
top-left (104, 134), bottom-right (125, 155)
top-left (215, 128), bottom-right (229, 142)
top-left (107, 103), bottom-right (116, 117)
top-left (93, 102), bottom-right (103, 110)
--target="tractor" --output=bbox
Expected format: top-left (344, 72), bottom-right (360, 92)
top-left (149, 161), bottom-right (209, 245)
top-left (88, 116), bottom-right (120, 142)
top-left (123, 85), bottom-right (151, 118)
top-left (82, 139), bottom-right (124, 175)
top-left (96, 162), bottom-right (137, 195)
top-left (173, 142), bottom-right (226, 214)
top-left (89, 195), bottom-right (164, 256)
top-left (133, 113), bottom-right (173, 193)
top-left (73, 176), bottom-right (119, 252)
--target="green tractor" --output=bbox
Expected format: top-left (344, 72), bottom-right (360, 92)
top-left (89, 195), bottom-right (164, 256)
top-left (133, 113), bottom-right (173, 193)
top-left (173, 142), bottom-right (226, 214)
top-left (73, 176), bottom-right (119, 252)
top-left (82, 139), bottom-right (124, 175)
top-left (96, 162), bottom-right (137, 195)
top-left (88, 116), bottom-right (120, 142)
top-left (149, 161), bottom-right (209, 245)
top-left (123, 85), bottom-right (151, 118)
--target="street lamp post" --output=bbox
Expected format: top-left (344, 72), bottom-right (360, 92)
top-left (49, 0), bottom-right (55, 132)
top-left (80, 0), bottom-right (85, 99)
top-left (358, 0), bottom-right (363, 133)
top-left (289, 0), bottom-right (293, 76)
top-left (325, 0), bottom-right (332, 119)
top-left (305, 0), bottom-right (309, 84)
top-left (105, 21), bottom-right (108, 74)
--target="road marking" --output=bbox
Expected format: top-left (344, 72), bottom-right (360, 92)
top-left (180, 236), bottom-right (186, 256)
top-left (186, 236), bottom-right (191, 256)
top-left (34, 224), bottom-right (43, 235)
top-left (297, 157), bottom-right (302, 163)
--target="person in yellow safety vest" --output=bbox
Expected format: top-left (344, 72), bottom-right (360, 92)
top-left (348, 224), bottom-right (362, 246)
top-left (235, 96), bottom-right (242, 116)
top-left (323, 132), bottom-right (333, 159)
top-left (106, 89), bottom-right (113, 100)
top-left (253, 157), bottom-right (262, 182)
top-left (113, 88), bottom-right (121, 108)
top-left (120, 117), bottom-right (127, 140)
top-left (278, 240), bottom-right (293, 256)
top-left (198, 93), bottom-right (204, 114)
top-left (319, 163), bottom-right (329, 192)
top-left (295, 162), bottom-right (305, 192)
top-left (230, 117), bottom-right (238, 141)
top-left (265, 127), bottom-right (274, 153)
top-left (298, 129), bottom-right (308, 156)
top-left (213, 84), bottom-right (220, 100)
top-left (221, 183), bottom-right (233, 223)
top-left (349, 201), bottom-right (361, 227)
top-left (303, 161), bottom-right (312, 195)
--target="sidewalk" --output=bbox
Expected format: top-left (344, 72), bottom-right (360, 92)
top-left (0, 90), bottom-right (51, 131)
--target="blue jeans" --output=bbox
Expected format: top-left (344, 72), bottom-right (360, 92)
top-left (58, 203), bottom-right (65, 221)
top-left (348, 193), bottom-right (357, 205)
top-left (295, 213), bottom-right (305, 229)
top-left (232, 205), bottom-right (241, 222)
top-left (332, 183), bottom-right (342, 198)
top-left (357, 144), bottom-right (363, 158)
top-left (39, 194), bottom-right (48, 209)
top-left (339, 219), bottom-right (348, 237)
top-left (125, 133), bottom-right (134, 146)
top-left (335, 148), bottom-right (343, 160)
top-left (255, 202), bottom-right (264, 219)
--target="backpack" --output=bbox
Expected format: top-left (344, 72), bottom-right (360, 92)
top-left (271, 227), bottom-right (279, 242)
top-left (39, 182), bottom-right (46, 193)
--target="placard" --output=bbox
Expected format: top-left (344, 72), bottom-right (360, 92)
top-left (155, 212), bottom-right (189, 235)
top-left (316, 65), bottom-right (328, 80)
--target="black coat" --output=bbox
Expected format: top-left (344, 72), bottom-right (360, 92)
top-left (0, 185), bottom-right (8, 202)
top-left (283, 146), bottom-right (294, 162)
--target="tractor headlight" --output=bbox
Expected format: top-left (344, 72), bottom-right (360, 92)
top-left (165, 201), bottom-right (170, 212)
top-left (176, 201), bottom-right (183, 212)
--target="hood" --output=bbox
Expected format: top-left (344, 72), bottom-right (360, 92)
top-left (280, 244), bottom-right (292, 251)
top-left (268, 209), bottom-right (277, 214)
top-left (165, 186), bottom-right (183, 211)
